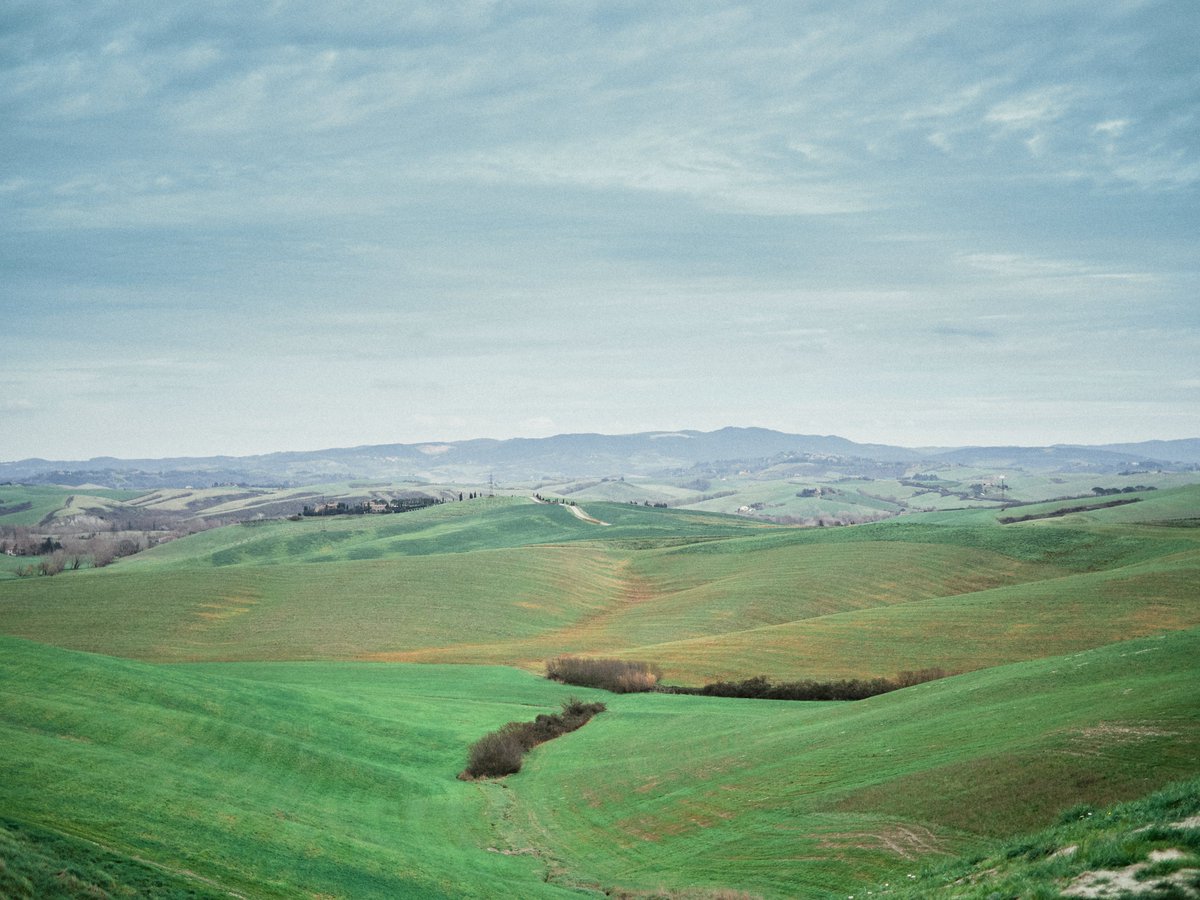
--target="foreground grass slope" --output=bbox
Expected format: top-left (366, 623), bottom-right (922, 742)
top-left (0, 817), bottom-right (229, 899)
top-left (881, 776), bottom-right (1200, 898)
top-left (507, 628), bottom-right (1200, 897)
top-left (0, 636), bottom-right (597, 898)
top-left (2, 630), bottom-right (1196, 898)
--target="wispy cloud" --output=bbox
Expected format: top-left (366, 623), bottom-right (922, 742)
top-left (2, 1), bottom-right (1197, 457)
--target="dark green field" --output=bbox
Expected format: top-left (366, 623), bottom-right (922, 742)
top-left (2, 486), bottom-right (1198, 897)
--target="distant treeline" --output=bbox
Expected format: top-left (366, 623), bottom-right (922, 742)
top-left (532, 494), bottom-right (576, 505)
top-left (998, 497), bottom-right (1141, 524)
top-left (459, 698), bottom-right (606, 779)
top-left (301, 497), bottom-right (441, 516)
top-left (546, 655), bottom-right (949, 701)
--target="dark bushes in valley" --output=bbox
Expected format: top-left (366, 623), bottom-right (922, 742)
top-left (657, 667), bottom-right (950, 701)
top-left (998, 498), bottom-right (1140, 524)
top-left (460, 698), bottom-right (606, 779)
top-left (545, 655), bottom-right (662, 693)
top-left (545, 655), bottom-right (948, 700)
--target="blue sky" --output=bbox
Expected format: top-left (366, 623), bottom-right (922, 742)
top-left (3, 1), bottom-right (1198, 459)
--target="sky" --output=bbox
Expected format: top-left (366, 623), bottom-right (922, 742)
top-left (2, 0), bottom-right (1198, 460)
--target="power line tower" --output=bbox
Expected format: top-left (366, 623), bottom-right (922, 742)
top-left (488, 472), bottom-right (495, 497)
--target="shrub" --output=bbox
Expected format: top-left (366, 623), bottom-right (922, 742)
top-left (459, 698), bottom-right (606, 780)
top-left (657, 667), bottom-right (950, 702)
top-left (545, 656), bottom-right (661, 693)
top-left (463, 730), bottom-right (524, 778)
top-left (38, 551), bottom-right (67, 576)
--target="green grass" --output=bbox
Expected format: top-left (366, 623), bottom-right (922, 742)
top-left (0, 636), bottom-right (596, 898)
top-left (0, 544), bottom-right (623, 662)
top-left (617, 542), bottom-right (1200, 682)
top-left (3, 629), bottom-right (1197, 899)
top-left (498, 628), bottom-right (1200, 897)
top-left (0, 484), bottom-right (144, 526)
top-left (0, 816), bottom-right (229, 899)
top-left (125, 497), bottom-right (767, 566)
top-left (3, 494), bottom-right (1198, 679)
top-left (875, 776), bottom-right (1200, 898)
top-left (2, 485), bottom-right (1199, 897)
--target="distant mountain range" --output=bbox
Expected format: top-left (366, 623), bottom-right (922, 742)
top-left (2, 428), bottom-right (1198, 489)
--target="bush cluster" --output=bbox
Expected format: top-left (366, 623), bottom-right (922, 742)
top-left (658, 667), bottom-right (949, 701)
top-left (998, 498), bottom-right (1139, 524)
top-left (545, 655), bottom-right (662, 693)
top-left (461, 698), bottom-right (606, 779)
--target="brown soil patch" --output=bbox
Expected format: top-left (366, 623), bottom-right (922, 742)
top-left (819, 823), bottom-right (943, 860)
top-left (187, 593), bottom-right (258, 628)
top-left (1065, 722), bottom-right (1178, 758)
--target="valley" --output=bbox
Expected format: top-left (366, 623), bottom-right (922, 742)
top-left (1, 452), bottom-right (1198, 897)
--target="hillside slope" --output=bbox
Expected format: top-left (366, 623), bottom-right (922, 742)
top-left (1, 630), bottom-right (1196, 898)
top-left (2, 494), bottom-right (1198, 681)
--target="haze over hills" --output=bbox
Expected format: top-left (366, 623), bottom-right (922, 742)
top-left (3, 427), bottom-right (1198, 489)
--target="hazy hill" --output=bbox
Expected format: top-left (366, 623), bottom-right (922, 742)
top-left (1, 426), bottom-right (1192, 489)
top-left (1091, 437), bottom-right (1200, 464)
top-left (922, 444), bottom-right (1167, 470)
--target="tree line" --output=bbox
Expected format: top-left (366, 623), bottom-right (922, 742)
top-left (545, 655), bottom-right (950, 701)
top-left (300, 497), bottom-right (442, 517)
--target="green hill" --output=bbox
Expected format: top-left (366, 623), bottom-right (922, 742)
top-left (1, 629), bottom-right (1197, 898)
top-left (2, 484), bottom-right (1198, 897)
top-left (0, 636), bottom-right (589, 898)
top-left (882, 776), bottom-right (1200, 898)
top-left (2, 494), bottom-right (1198, 679)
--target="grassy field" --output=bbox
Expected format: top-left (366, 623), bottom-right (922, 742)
top-left (505, 628), bottom-right (1200, 897)
top-left (1, 629), bottom-right (1196, 898)
top-left (880, 775), bottom-right (1200, 898)
top-left (1, 483), bottom-right (1198, 897)
top-left (0, 484), bottom-right (143, 526)
top-left (3, 492), bottom-right (1199, 680)
top-left (0, 636), bottom-right (599, 898)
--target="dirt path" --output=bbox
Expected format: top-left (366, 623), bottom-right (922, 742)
top-left (563, 503), bottom-right (610, 526)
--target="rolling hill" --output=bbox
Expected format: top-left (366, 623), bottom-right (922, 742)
top-left (4, 426), bottom-right (1194, 488)
top-left (1, 477), bottom-right (1198, 897)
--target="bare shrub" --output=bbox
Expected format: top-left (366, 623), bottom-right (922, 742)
top-left (545, 656), bottom-right (661, 693)
top-left (38, 550), bottom-right (67, 576)
top-left (659, 668), bottom-right (952, 702)
top-left (463, 730), bottom-right (524, 778)
top-left (91, 540), bottom-right (117, 568)
top-left (460, 698), bottom-right (607, 780)
top-left (115, 537), bottom-right (141, 558)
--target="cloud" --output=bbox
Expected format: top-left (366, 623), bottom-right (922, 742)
top-left (436, 135), bottom-right (876, 216)
top-left (2, 1), bottom-right (1198, 456)
top-left (930, 325), bottom-right (1000, 341)
top-left (985, 86), bottom-right (1075, 131)
top-left (1093, 118), bottom-right (1130, 137)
